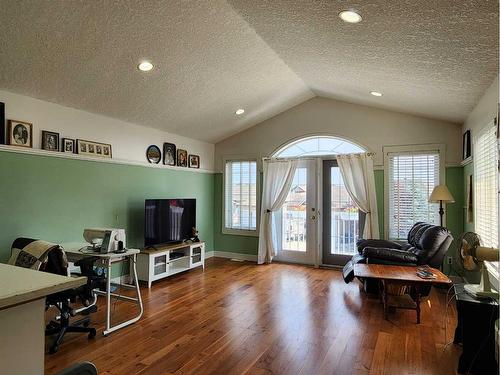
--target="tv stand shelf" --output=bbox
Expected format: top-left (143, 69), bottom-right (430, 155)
top-left (137, 242), bottom-right (205, 288)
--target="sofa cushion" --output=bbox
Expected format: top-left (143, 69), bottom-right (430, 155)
top-left (362, 247), bottom-right (419, 264)
top-left (407, 222), bottom-right (426, 244)
top-left (356, 239), bottom-right (402, 254)
top-left (411, 224), bottom-right (432, 248)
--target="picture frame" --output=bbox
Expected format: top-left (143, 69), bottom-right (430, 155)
top-left (61, 138), bottom-right (75, 153)
top-left (41, 130), bottom-right (60, 151)
top-left (466, 174), bottom-right (473, 223)
top-left (163, 142), bottom-right (176, 166)
top-left (0, 102), bottom-right (5, 145)
top-left (76, 139), bottom-right (112, 158)
top-left (188, 154), bottom-right (200, 169)
top-left (146, 145), bottom-right (161, 164)
top-left (462, 129), bottom-right (471, 162)
top-left (177, 149), bottom-right (188, 167)
top-left (7, 119), bottom-right (33, 148)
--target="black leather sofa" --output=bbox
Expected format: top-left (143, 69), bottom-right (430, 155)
top-left (342, 222), bottom-right (453, 293)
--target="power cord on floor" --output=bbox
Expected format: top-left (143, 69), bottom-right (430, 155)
top-left (442, 285), bottom-right (466, 352)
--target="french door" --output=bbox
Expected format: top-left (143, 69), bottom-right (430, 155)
top-left (322, 160), bottom-right (364, 266)
top-left (273, 159), bottom-right (363, 266)
top-left (274, 159), bottom-right (317, 265)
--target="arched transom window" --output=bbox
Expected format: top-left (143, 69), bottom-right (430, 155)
top-left (273, 136), bottom-right (365, 158)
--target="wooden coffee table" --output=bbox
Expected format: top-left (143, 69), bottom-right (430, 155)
top-left (354, 264), bottom-right (452, 323)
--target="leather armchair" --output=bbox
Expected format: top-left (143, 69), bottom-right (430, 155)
top-left (342, 222), bottom-right (453, 293)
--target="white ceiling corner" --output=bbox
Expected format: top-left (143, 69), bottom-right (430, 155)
top-left (0, 1), bottom-right (497, 143)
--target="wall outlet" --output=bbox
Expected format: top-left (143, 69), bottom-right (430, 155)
top-left (447, 256), bottom-right (453, 265)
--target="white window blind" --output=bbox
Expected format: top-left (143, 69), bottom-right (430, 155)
top-left (388, 152), bottom-right (440, 239)
top-left (474, 123), bottom-right (498, 248)
top-left (224, 160), bottom-right (257, 231)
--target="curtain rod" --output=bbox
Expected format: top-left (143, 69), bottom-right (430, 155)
top-left (262, 152), bottom-right (375, 162)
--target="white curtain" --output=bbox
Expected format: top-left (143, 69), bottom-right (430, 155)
top-left (336, 153), bottom-right (380, 239)
top-left (257, 159), bottom-right (298, 264)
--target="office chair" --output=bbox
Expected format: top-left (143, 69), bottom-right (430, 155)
top-left (45, 255), bottom-right (103, 353)
top-left (9, 238), bottom-right (101, 354)
top-left (56, 361), bottom-right (98, 375)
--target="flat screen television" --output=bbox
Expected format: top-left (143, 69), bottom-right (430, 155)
top-left (144, 199), bottom-right (196, 247)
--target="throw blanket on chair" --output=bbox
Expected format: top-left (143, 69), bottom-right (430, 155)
top-left (8, 237), bottom-right (68, 274)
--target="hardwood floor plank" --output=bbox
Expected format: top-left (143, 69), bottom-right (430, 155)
top-left (45, 258), bottom-right (460, 375)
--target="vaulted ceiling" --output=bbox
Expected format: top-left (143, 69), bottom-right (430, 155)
top-left (0, 1), bottom-right (497, 143)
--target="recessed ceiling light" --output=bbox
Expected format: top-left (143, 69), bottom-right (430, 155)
top-left (138, 61), bottom-right (154, 72)
top-left (338, 10), bottom-right (362, 24)
top-left (235, 109), bottom-right (245, 115)
top-left (370, 91), bottom-right (383, 97)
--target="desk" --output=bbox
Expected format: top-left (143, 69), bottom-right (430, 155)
top-left (453, 283), bottom-right (498, 375)
top-left (62, 243), bottom-right (143, 336)
top-left (0, 263), bottom-right (86, 375)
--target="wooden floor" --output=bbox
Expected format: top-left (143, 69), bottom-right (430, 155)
top-left (45, 258), bottom-right (461, 375)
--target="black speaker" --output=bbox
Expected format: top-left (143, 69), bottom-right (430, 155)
top-left (0, 102), bottom-right (5, 144)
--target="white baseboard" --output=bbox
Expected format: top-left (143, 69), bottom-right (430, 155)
top-left (207, 251), bottom-right (257, 262)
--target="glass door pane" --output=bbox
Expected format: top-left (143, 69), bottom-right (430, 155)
top-left (322, 160), bottom-right (364, 265)
top-left (330, 166), bottom-right (359, 255)
top-left (281, 167), bottom-right (307, 252)
top-left (274, 160), bottom-right (317, 265)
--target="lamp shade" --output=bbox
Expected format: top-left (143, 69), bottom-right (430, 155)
top-left (429, 185), bottom-right (455, 203)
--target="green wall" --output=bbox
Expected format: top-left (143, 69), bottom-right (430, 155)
top-left (213, 167), bottom-right (465, 270)
top-left (0, 151), bottom-right (214, 262)
top-left (213, 173), bottom-right (259, 254)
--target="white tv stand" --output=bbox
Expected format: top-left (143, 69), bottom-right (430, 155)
top-left (137, 241), bottom-right (205, 288)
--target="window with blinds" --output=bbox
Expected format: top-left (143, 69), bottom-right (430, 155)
top-left (388, 152), bottom-right (440, 239)
top-left (224, 160), bottom-right (258, 232)
top-left (474, 123), bottom-right (498, 248)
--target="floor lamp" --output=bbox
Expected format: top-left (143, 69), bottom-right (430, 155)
top-left (429, 185), bottom-right (455, 227)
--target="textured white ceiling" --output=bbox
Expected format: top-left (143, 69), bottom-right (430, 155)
top-left (228, 0), bottom-right (499, 124)
top-left (0, 1), bottom-right (497, 142)
top-left (0, 0), bottom-right (313, 142)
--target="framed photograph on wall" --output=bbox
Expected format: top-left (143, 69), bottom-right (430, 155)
top-left (0, 102), bottom-right (5, 145)
top-left (177, 149), bottom-right (187, 167)
top-left (146, 145), bottom-right (161, 164)
top-left (61, 138), bottom-right (75, 153)
top-left (462, 129), bottom-right (471, 162)
top-left (7, 119), bottom-right (33, 148)
top-left (163, 142), bottom-right (176, 166)
top-left (42, 131), bottom-right (60, 151)
top-left (188, 154), bottom-right (200, 168)
top-left (466, 174), bottom-right (473, 223)
top-left (76, 139), bottom-right (112, 158)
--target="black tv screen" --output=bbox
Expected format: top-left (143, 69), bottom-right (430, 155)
top-left (144, 199), bottom-right (196, 246)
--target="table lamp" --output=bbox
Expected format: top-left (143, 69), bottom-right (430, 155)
top-left (429, 185), bottom-right (455, 227)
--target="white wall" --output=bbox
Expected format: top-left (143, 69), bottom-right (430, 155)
top-left (215, 97), bottom-right (462, 171)
top-left (0, 90), bottom-right (215, 171)
top-left (463, 76), bottom-right (499, 135)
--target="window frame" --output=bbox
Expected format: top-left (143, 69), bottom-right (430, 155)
top-left (383, 144), bottom-right (446, 240)
top-left (473, 121), bottom-right (498, 248)
top-left (222, 157), bottom-right (260, 237)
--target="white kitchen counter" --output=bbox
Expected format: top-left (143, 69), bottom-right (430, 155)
top-left (0, 263), bottom-right (86, 374)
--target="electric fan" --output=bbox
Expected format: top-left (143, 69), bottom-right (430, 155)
top-left (457, 232), bottom-right (499, 298)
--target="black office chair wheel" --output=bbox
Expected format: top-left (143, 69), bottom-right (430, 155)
top-left (49, 345), bottom-right (59, 354)
top-left (88, 329), bottom-right (96, 339)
